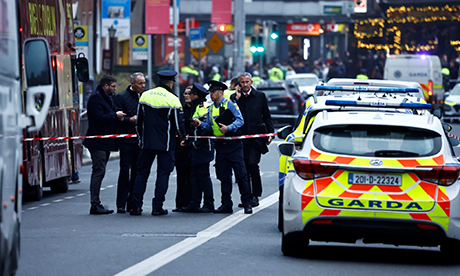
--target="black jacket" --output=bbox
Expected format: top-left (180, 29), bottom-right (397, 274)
top-left (136, 83), bottom-right (186, 151)
top-left (234, 87), bottom-right (274, 154)
top-left (83, 85), bottom-right (119, 151)
top-left (114, 86), bottom-right (139, 144)
top-left (188, 98), bottom-right (214, 165)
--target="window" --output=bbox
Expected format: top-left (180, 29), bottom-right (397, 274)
top-left (313, 125), bottom-right (441, 157)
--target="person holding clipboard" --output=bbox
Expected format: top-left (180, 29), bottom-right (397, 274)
top-left (193, 81), bottom-right (253, 214)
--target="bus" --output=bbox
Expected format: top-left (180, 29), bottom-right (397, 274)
top-left (0, 0), bottom-right (55, 273)
top-left (19, 0), bottom-right (88, 200)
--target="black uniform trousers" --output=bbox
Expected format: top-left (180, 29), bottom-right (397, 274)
top-left (215, 140), bottom-right (252, 208)
top-left (189, 163), bottom-right (214, 209)
top-left (131, 149), bottom-right (175, 210)
top-left (116, 142), bottom-right (140, 210)
top-left (89, 149), bottom-right (110, 207)
top-left (174, 141), bottom-right (192, 209)
top-left (243, 139), bottom-right (263, 198)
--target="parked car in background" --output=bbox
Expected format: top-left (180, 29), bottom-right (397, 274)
top-left (257, 81), bottom-right (302, 126)
top-left (444, 83), bottom-right (460, 122)
top-left (286, 73), bottom-right (320, 98)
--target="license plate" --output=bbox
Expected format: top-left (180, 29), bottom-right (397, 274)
top-left (348, 173), bottom-right (402, 186)
top-left (268, 106), bottom-right (278, 111)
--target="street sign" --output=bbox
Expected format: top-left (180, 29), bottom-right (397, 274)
top-left (223, 32), bottom-right (234, 44)
top-left (190, 39), bottom-right (206, 49)
top-left (132, 34), bottom-right (148, 60)
top-left (189, 27), bottom-right (204, 40)
top-left (208, 34), bottom-right (224, 54)
top-left (189, 46), bottom-right (210, 60)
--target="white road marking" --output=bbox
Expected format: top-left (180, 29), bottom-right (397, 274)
top-left (27, 207), bottom-right (38, 210)
top-left (65, 196), bottom-right (74, 199)
top-left (40, 203), bottom-right (50, 207)
top-left (76, 193), bottom-right (86, 196)
top-left (53, 199), bottom-right (63, 203)
top-left (114, 192), bottom-right (279, 276)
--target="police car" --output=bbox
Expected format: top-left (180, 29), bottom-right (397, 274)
top-left (277, 85), bottom-right (430, 232)
top-left (278, 87), bottom-right (460, 256)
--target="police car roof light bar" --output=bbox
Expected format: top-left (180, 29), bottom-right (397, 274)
top-left (316, 85), bottom-right (420, 93)
top-left (325, 100), bottom-right (433, 110)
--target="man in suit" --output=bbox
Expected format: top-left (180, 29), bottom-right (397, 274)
top-left (113, 72), bottom-right (145, 213)
top-left (84, 75), bottom-right (126, 215)
top-left (235, 72), bottom-right (274, 207)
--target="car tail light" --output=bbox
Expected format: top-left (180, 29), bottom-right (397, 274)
top-left (428, 80), bottom-right (433, 96)
top-left (417, 223), bottom-right (439, 230)
top-left (415, 165), bottom-right (460, 186)
top-left (312, 219), bottom-right (332, 224)
top-left (293, 159), bottom-right (337, 180)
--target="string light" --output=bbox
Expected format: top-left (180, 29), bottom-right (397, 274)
top-left (354, 4), bottom-right (460, 53)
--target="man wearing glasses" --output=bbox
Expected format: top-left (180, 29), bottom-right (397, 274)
top-left (84, 75), bottom-right (126, 215)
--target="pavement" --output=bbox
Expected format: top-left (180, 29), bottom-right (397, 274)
top-left (82, 147), bottom-right (120, 166)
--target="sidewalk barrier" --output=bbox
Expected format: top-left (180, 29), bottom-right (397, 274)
top-left (23, 132), bottom-right (277, 142)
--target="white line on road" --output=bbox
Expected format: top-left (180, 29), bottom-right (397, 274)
top-left (114, 192), bottom-right (279, 276)
top-left (53, 199), bottom-right (63, 203)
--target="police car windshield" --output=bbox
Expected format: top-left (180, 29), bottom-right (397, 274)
top-left (451, 85), bottom-right (460, 96)
top-left (291, 78), bottom-right (318, 86)
top-left (312, 125), bottom-right (441, 157)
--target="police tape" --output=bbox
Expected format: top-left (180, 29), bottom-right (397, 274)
top-left (22, 132), bottom-right (277, 142)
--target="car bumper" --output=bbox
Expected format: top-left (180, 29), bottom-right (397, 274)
top-left (283, 174), bottom-right (460, 246)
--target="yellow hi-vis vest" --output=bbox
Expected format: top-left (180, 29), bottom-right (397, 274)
top-left (192, 101), bottom-right (210, 119)
top-left (253, 76), bottom-right (261, 85)
top-left (223, 89), bottom-right (235, 100)
top-left (269, 67), bottom-right (283, 80)
top-left (210, 98), bottom-right (230, 136)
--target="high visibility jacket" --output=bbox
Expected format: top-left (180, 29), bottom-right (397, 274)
top-left (136, 84), bottom-right (186, 151)
top-left (202, 98), bottom-right (244, 136)
top-left (190, 99), bottom-right (214, 165)
top-left (252, 76), bottom-right (261, 85)
top-left (223, 89), bottom-right (235, 100)
top-left (269, 67), bottom-right (283, 80)
top-left (356, 74), bottom-right (369, 80)
top-left (181, 66), bottom-right (199, 76)
top-left (212, 73), bottom-right (221, 81)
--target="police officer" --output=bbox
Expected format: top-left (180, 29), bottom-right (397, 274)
top-left (130, 70), bottom-right (186, 216)
top-left (181, 83), bottom-right (215, 213)
top-left (193, 81), bottom-right (253, 214)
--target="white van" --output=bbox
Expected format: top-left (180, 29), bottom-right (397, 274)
top-left (383, 54), bottom-right (444, 107)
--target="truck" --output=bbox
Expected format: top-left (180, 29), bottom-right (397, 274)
top-left (383, 54), bottom-right (444, 107)
top-left (0, 0), bottom-right (88, 274)
top-left (19, 0), bottom-right (89, 200)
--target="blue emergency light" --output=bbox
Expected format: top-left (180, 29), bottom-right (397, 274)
top-left (316, 85), bottom-right (420, 93)
top-left (325, 100), bottom-right (432, 109)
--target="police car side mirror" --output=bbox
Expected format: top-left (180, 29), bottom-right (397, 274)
top-left (277, 125), bottom-right (294, 140)
top-left (278, 142), bottom-right (296, 157)
top-left (76, 53), bottom-right (89, 82)
top-left (443, 123), bottom-right (452, 132)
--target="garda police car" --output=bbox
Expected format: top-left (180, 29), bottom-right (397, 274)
top-left (277, 85), bottom-right (429, 231)
top-left (278, 87), bottom-right (460, 256)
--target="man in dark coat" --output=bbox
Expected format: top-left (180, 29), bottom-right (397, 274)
top-left (113, 72), bottom-right (145, 213)
top-left (83, 75), bottom-right (126, 215)
top-left (234, 72), bottom-right (274, 207)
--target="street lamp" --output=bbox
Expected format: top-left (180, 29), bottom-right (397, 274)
top-left (108, 25), bottom-right (117, 75)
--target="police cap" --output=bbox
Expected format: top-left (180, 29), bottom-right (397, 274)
top-left (157, 70), bottom-right (178, 81)
top-left (190, 82), bottom-right (209, 98)
top-left (207, 80), bottom-right (228, 92)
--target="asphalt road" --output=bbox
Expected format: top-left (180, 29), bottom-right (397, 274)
top-left (16, 124), bottom-right (460, 276)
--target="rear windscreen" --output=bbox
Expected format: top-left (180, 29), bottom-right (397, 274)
top-left (259, 88), bottom-right (287, 97)
top-left (291, 78), bottom-right (318, 86)
top-left (313, 125), bottom-right (441, 157)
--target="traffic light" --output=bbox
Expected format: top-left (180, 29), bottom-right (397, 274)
top-left (250, 35), bottom-right (265, 54)
top-left (218, 24), bottom-right (227, 32)
top-left (270, 22), bottom-right (279, 40)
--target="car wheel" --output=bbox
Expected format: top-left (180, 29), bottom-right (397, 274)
top-left (278, 185), bottom-right (284, 232)
top-left (282, 232), bottom-right (309, 257)
top-left (440, 239), bottom-right (460, 262)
